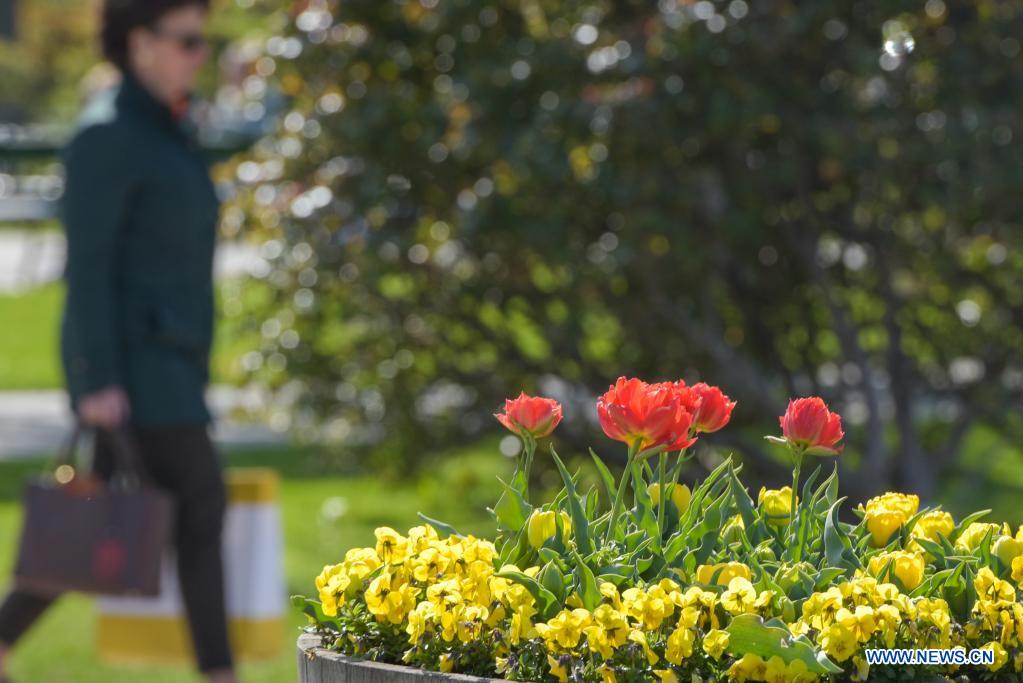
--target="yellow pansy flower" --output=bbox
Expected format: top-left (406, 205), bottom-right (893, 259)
top-left (374, 526), bottom-right (409, 564)
top-left (833, 605), bottom-right (877, 642)
top-left (314, 563), bottom-right (351, 617)
top-left (365, 571), bottom-right (418, 624)
top-left (721, 577), bottom-right (758, 615)
top-left (406, 601), bottom-right (436, 643)
top-left (702, 628), bottom-right (730, 659)
top-left (728, 653), bottom-right (767, 682)
top-left (622, 585), bottom-right (674, 630)
top-left (546, 654), bottom-right (569, 683)
top-left (535, 608), bottom-right (592, 651)
top-left (597, 663), bottom-right (617, 683)
top-left (1011, 555), bottom-right (1023, 586)
top-left (582, 604), bottom-right (629, 660)
top-left (628, 628), bottom-right (659, 665)
top-left (665, 626), bottom-right (695, 664)
top-left (982, 641), bottom-right (1008, 672)
top-left (821, 620), bottom-right (860, 661)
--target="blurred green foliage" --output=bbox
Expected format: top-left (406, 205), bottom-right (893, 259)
top-left (0, 0), bottom-right (275, 123)
top-left (228, 0), bottom-right (1023, 496)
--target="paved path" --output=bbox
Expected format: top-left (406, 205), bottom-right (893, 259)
top-left (0, 386), bottom-right (285, 460)
top-left (0, 229), bottom-right (262, 293)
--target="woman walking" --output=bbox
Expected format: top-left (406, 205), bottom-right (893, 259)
top-left (0, 1), bottom-right (237, 681)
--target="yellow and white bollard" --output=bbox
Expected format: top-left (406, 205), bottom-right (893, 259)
top-left (96, 468), bottom-right (285, 664)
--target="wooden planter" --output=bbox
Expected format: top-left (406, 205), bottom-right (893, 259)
top-left (297, 633), bottom-right (512, 683)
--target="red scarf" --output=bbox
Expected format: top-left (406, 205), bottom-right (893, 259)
top-left (170, 95), bottom-right (191, 122)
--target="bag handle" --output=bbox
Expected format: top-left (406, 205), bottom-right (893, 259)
top-left (52, 424), bottom-right (150, 490)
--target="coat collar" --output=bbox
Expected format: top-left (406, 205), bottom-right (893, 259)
top-left (116, 72), bottom-right (193, 137)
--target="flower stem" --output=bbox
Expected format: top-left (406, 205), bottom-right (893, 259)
top-left (605, 441), bottom-right (640, 546)
top-left (656, 452), bottom-right (667, 540)
top-left (789, 449), bottom-right (804, 536)
top-left (520, 433), bottom-right (536, 504)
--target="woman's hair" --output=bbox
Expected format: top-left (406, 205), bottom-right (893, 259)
top-left (101, 0), bottom-right (210, 72)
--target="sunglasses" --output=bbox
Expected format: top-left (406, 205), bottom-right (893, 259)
top-left (151, 28), bottom-right (209, 53)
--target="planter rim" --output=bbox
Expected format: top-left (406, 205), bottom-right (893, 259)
top-left (297, 632), bottom-right (514, 682)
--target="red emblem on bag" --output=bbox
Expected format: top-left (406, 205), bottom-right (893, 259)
top-left (93, 538), bottom-right (126, 580)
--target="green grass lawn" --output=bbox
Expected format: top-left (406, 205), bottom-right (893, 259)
top-left (0, 440), bottom-right (505, 682)
top-left (0, 281), bottom-right (258, 390)
top-left (0, 283), bottom-right (64, 390)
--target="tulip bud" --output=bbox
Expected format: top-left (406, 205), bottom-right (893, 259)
top-left (721, 515), bottom-right (746, 545)
top-left (495, 393), bottom-right (563, 438)
top-left (646, 482), bottom-right (692, 513)
top-left (557, 510), bottom-right (572, 539)
top-left (779, 596), bottom-right (796, 623)
top-left (696, 561), bottom-right (751, 586)
top-left (775, 562), bottom-right (813, 593)
top-left (527, 510), bottom-right (558, 549)
top-left (776, 397), bottom-right (844, 456)
top-left (758, 486), bottom-right (797, 527)
top-left (994, 536), bottom-right (1023, 567)
top-left (867, 551), bottom-right (925, 591)
top-left (865, 508), bottom-right (906, 548)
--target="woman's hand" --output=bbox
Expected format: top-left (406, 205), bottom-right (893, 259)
top-left (78, 385), bottom-right (131, 429)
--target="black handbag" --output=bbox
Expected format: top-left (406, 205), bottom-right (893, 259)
top-left (12, 426), bottom-right (175, 597)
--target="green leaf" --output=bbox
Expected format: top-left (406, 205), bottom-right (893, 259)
top-left (499, 525), bottom-right (530, 567)
top-left (978, 527), bottom-right (996, 568)
top-left (491, 476), bottom-right (532, 531)
top-left (496, 570), bottom-right (559, 619)
top-left (952, 509), bottom-right (992, 542)
top-left (589, 449), bottom-right (617, 505)
top-left (539, 561), bottom-right (567, 602)
top-left (814, 567), bottom-right (846, 589)
top-left (550, 449), bottom-right (594, 555)
top-left (913, 537), bottom-right (947, 562)
top-left (585, 486), bottom-right (600, 519)
top-left (729, 465), bottom-right (757, 531)
top-left (725, 614), bottom-right (843, 674)
top-left (291, 595), bottom-right (340, 630)
top-left (629, 459), bottom-right (659, 540)
top-left (823, 498), bottom-right (858, 571)
top-left (417, 513), bottom-right (462, 538)
top-left (596, 565), bottom-right (634, 585)
top-left (572, 549), bottom-right (601, 610)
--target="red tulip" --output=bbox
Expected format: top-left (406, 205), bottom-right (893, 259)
top-left (689, 383), bottom-right (736, 434)
top-left (597, 377), bottom-right (694, 451)
top-left (495, 393), bottom-right (563, 438)
top-left (778, 397), bottom-right (844, 455)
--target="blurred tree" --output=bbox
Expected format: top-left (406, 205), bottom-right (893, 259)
top-left (0, 0), bottom-right (15, 41)
top-left (0, 0), bottom-right (274, 124)
top-left (230, 0), bottom-right (1023, 495)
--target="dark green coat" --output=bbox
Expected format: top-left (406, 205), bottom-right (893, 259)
top-left (60, 73), bottom-right (220, 427)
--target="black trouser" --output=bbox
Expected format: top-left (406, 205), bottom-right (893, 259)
top-left (0, 425), bottom-right (233, 673)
